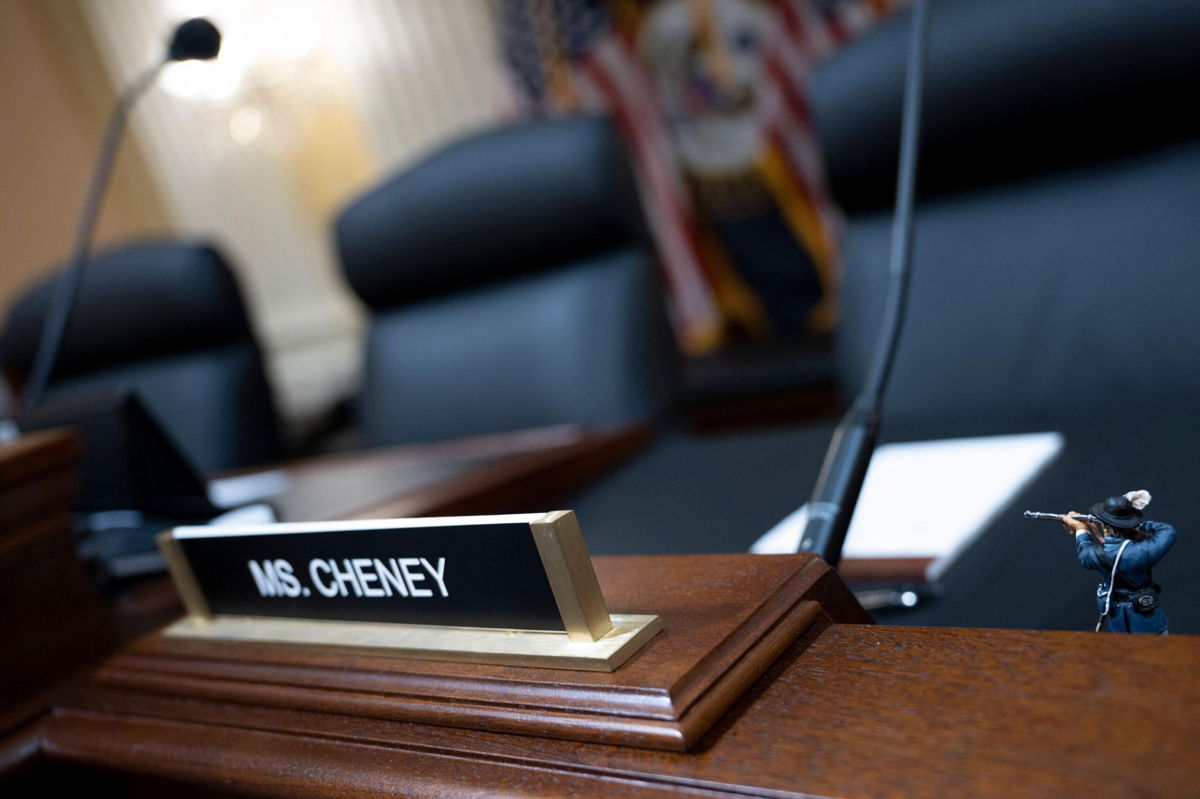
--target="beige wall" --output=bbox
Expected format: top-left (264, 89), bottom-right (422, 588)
top-left (2, 1), bottom-right (511, 423)
top-left (0, 0), bottom-right (170, 312)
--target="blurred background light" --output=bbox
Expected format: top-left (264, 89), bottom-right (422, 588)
top-left (228, 105), bottom-right (265, 144)
top-left (74, 0), bottom-right (515, 423)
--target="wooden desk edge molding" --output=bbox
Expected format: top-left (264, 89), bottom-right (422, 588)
top-left (42, 555), bottom-right (863, 756)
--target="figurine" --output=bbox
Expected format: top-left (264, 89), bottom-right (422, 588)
top-left (1060, 490), bottom-right (1176, 634)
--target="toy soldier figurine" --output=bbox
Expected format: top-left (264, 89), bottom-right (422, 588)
top-left (1061, 490), bottom-right (1176, 634)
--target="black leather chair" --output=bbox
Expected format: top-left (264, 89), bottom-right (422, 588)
top-left (815, 0), bottom-right (1200, 433)
top-left (1, 241), bottom-right (282, 474)
top-left (335, 116), bottom-right (674, 447)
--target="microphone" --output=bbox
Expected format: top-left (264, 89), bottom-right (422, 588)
top-left (798, 0), bottom-right (932, 568)
top-left (168, 17), bottom-right (221, 62)
top-left (21, 19), bottom-right (221, 410)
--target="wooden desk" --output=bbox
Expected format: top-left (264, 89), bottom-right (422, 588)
top-left (0, 425), bottom-right (650, 788)
top-left (4, 427), bottom-right (1199, 797)
top-left (226, 424), bottom-right (651, 522)
top-left (0, 431), bottom-right (110, 743)
top-left (13, 553), bottom-right (1200, 798)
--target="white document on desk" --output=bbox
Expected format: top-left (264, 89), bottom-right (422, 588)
top-left (752, 432), bottom-right (1065, 581)
top-left (207, 469), bottom-right (291, 509)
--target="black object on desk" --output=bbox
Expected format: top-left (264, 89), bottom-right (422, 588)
top-left (19, 388), bottom-right (222, 583)
top-left (18, 388), bottom-right (217, 518)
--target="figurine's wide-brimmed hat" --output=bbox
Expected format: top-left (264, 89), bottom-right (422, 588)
top-left (1091, 490), bottom-right (1151, 529)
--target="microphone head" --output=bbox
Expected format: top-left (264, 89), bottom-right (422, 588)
top-left (168, 18), bottom-right (221, 61)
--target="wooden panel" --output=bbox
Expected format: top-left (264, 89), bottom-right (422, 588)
top-left (0, 429), bottom-right (113, 790)
top-left (39, 713), bottom-right (734, 799)
top-left (0, 713), bottom-right (43, 784)
top-left (0, 430), bottom-right (81, 538)
top-left (255, 426), bottom-right (587, 522)
top-left (0, 431), bottom-right (110, 712)
top-left (0, 467), bottom-right (77, 534)
top-left (838, 555), bottom-right (933, 583)
top-left (235, 424), bottom-right (649, 523)
top-left (348, 425), bottom-right (652, 519)
top-left (58, 555), bottom-right (866, 752)
top-left (0, 429), bottom-right (81, 485)
top-left (42, 620), bottom-right (1200, 798)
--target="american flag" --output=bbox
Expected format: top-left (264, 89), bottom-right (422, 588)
top-left (494, 0), bottom-right (901, 354)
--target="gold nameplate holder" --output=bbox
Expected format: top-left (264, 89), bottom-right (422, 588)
top-left (158, 511), bottom-right (660, 671)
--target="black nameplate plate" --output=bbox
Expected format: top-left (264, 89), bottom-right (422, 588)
top-left (161, 513), bottom-right (609, 635)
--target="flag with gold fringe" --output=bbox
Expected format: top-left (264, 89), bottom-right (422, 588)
top-left (494, 0), bottom-right (902, 355)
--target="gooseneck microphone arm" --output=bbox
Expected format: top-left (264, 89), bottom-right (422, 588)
top-left (20, 18), bottom-right (219, 411)
top-left (798, 0), bottom-right (931, 567)
top-left (22, 62), bottom-right (165, 409)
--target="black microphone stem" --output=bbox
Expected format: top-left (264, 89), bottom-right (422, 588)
top-left (22, 61), bottom-right (165, 410)
top-left (799, 0), bottom-right (931, 567)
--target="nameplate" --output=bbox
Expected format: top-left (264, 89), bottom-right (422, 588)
top-left (158, 511), bottom-right (618, 643)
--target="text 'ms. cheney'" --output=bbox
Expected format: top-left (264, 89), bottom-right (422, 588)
top-left (247, 557), bottom-right (448, 599)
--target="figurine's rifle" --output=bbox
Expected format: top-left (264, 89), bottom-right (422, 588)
top-left (1023, 512), bottom-right (1099, 523)
top-left (1023, 511), bottom-right (1103, 544)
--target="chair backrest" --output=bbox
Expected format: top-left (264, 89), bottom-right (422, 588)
top-left (335, 115), bottom-right (674, 446)
top-left (1, 241), bottom-right (282, 473)
top-left (810, 0), bottom-right (1200, 432)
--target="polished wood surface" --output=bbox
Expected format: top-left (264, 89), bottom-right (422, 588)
top-left (0, 428), bottom-right (81, 534)
top-left (256, 424), bottom-right (651, 522)
top-left (63, 555), bottom-right (866, 753)
top-left (0, 430), bottom-right (111, 717)
top-left (29, 553), bottom-right (1200, 798)
top-left (0, 428), bottom-right (80, 484)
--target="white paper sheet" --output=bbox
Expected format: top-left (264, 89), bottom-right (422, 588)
top-left (207, 469), bottom-right (291, 509)
top-left (751, 432), bottom-right (1064, 581)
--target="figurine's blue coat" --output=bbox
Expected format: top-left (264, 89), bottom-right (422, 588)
top-left (1076, 521), bottom-right (1176, 633)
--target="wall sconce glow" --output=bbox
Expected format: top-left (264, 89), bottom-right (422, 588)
top-left (161, 59), bottom-right (241, 100)
top-left (265, 13), bottom-right (321, 61)
top-left (229, 105), bottom-right (266, 144)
